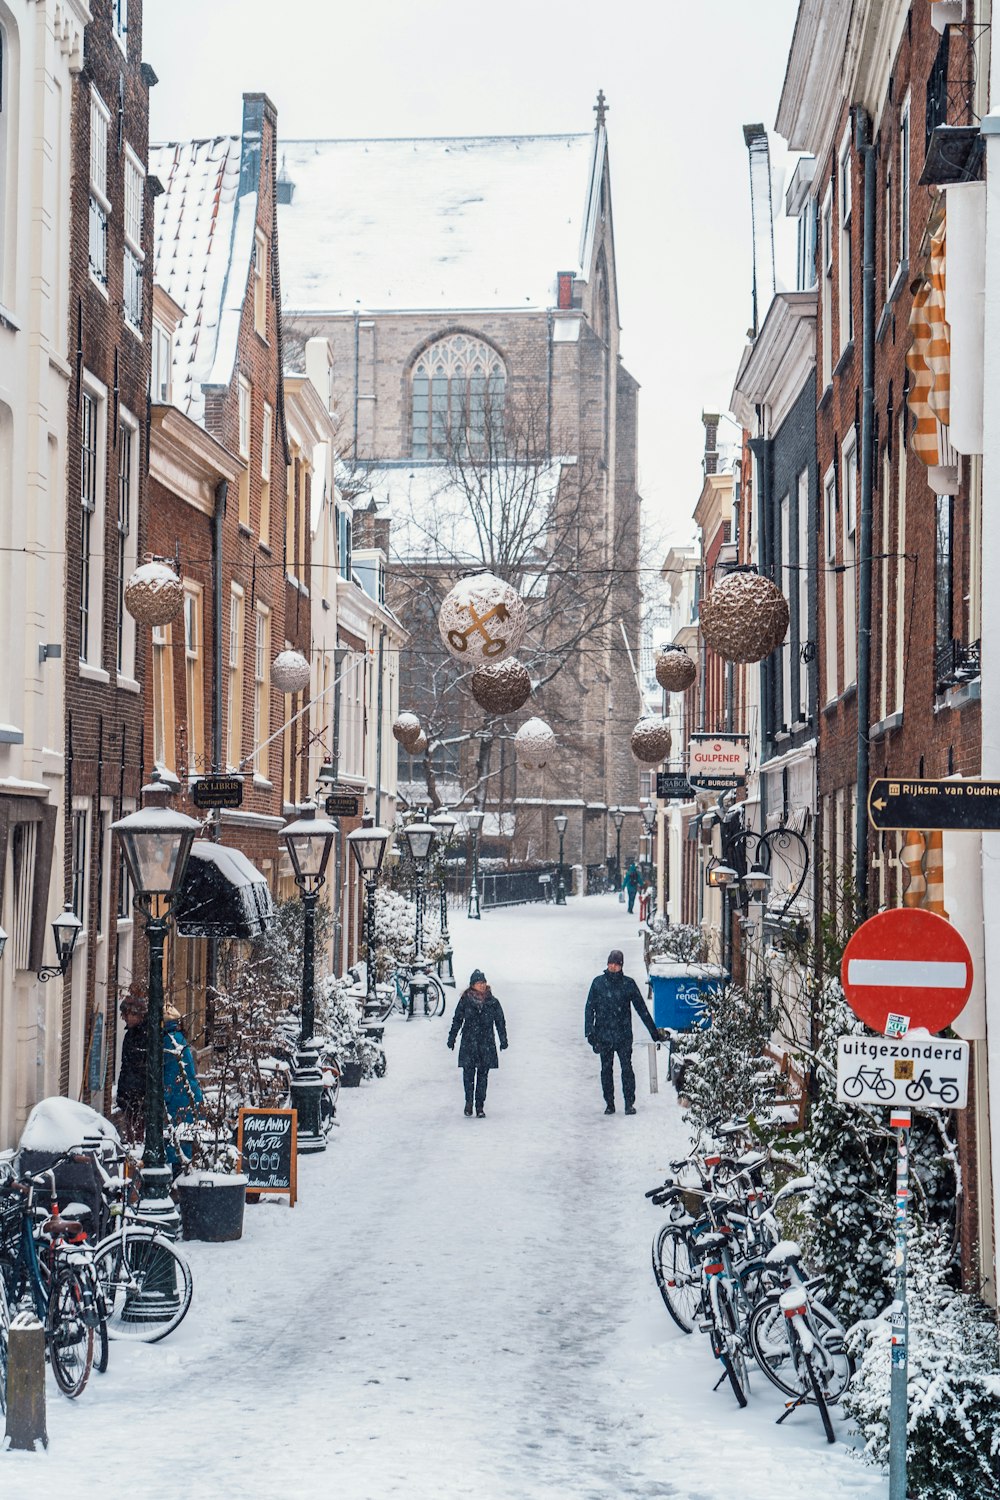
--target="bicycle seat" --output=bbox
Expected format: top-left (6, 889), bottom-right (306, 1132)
top-left (42, 1215), bottom-right (85, 1239)
top-left (764, 1239), bottom-right (803, 1265)
top-left (693, 1231), bottom-right (729, 1253)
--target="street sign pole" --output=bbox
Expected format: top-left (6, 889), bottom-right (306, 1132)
top-left (889, 1107), bottom-right (911, 1500)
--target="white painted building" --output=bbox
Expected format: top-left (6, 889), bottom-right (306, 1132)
top-left (0, 1), bottom-right (89, 1147)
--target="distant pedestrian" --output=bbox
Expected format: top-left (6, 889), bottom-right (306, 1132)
top-left (115, 991), bottom-right (148, 1142)
top-left (447, 969), bottom-right (508, 1117)
top-left (624, 862), bottom-right (641, 913)
top-left (585, 949), bottom-right (660, 1115)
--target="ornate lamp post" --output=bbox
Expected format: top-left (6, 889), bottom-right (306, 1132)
top-left (112, 776), bottom-right (199, 1229)
top-left (611, 806), bottom-right (625, 898)
top-left (282, 801), bottom-right (339, 1154)
top-left (429, 808), bottom-right (457, 985)
top-left (466, 808), bottom-right (484, 920)
top-left (36, 904), bottom-right (84, 982)
top-left (347, 821), bottom-right (392, 1011)
top-left (553, 813), bottom-right (568, 906)
top-left (400, 820), bottom-right (437, 1018)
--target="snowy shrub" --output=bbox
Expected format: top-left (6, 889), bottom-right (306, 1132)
top-left (253, 895), bottom-right (337, 1001)
top-left (644, 919), bottom-right (708, 968)
top-left (797, 980), bottom-right (957, 1324)
top-left (676, 981), bottom-right (778, 1131)
top-left (845, 1227), bottom-right (1000, 1499)
top-left (367, 887), bottom-right (443, 981)
top-left (316, 974), bottom-right (379, 1080)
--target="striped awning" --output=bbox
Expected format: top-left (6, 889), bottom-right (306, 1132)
top-left (905, 221), bottom-right (953, 468)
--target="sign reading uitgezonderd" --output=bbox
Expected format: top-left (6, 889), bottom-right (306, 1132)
top-left (836, 1036), bottom-right (969, 1109)
top-left (687, 734), bottom-right (750, 791)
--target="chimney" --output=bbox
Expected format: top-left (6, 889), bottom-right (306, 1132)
top-left (702, 412), bottom-right (720, 476)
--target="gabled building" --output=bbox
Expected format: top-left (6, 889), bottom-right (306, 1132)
top-left (275, 104), bottom-right (643, 875)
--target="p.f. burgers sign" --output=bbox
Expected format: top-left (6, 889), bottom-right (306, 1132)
top-left (688, 734), bottom-right (750, 791)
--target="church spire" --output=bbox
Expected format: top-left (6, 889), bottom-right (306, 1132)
top-left (594, 90), bottom-right (608, 131)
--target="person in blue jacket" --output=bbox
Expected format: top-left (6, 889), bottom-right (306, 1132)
top-left (163, 1005), bottom-right (203, 1156)
top-left (623, 861), bottom-right (641, 913)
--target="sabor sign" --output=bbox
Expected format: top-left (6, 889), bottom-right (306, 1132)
top-left (237, 1107), bottom-right (298, 1205)
top-left (836, 1036), bottom-right (969, 1109)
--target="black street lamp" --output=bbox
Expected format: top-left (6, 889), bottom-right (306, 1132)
top-left (112, 776), bottom-right (199, 1230)
top-left (611, 806), bottom-right (625, 896)
top-left (554, 813), bottom-right (568, 906)
top-left (37, 904), bottom-right (84, 982)
top-left (429, 808), bottom-right (457, 985)
top-left (400, 820), bottom-right (437, 1017)
top-left (347, 821), bottom-right (392, 1012)
top-left (466, 808), bottom-right (484, 920)
top-left (282, 801), bottom-right (339, 1154)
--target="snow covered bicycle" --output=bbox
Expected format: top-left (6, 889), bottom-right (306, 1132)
top-left (389, 964), bottom-right (447, 1019)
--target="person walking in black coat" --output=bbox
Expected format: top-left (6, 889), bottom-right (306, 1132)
top-left (115, 992), bottom-right (148, 1142)
top-left (585, 948), bottom-right (660, 1114)
top-left (447, 969), bottom-right (508, 1117)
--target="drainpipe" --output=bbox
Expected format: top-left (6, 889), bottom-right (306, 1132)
top-left (208, 478), bottom-right (227, 1029)
top-left (854, 110), bottom-right (876, 919)
top-left (331, 644), bottom-right (347, 974)
top-left (375, 625), bottom-right (386, 822)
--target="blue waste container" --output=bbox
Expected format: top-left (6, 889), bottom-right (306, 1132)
top-left (647, 962), bottom-right (727, 1031)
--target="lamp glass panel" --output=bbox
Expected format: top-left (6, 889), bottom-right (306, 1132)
top-left (466, 811), bottom-right (484, 834)
top-left (404, 824), bottom-right (436, 863)
top-left (553, 815), bottom-right (568, 834)
top-left (122, 827), bottom-right (190, 896)
top-left (286, 831), bottom-right (331, 879)
top-left (349, 829), bottom-right (389, 876)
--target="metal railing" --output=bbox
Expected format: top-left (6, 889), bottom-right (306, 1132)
top-left (445, 864), bottom-right (559, 909)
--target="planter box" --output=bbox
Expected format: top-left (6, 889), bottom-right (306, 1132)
top-left (176, 1173), bottom-right (247, 1242)
top-left (339, 1060), bottom-right (364, 1088)
top-left (646, 962), bottom-right (727, 1032)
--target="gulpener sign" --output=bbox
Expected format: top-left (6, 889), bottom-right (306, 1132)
top-left (687, 733), bottom-right (749, 791)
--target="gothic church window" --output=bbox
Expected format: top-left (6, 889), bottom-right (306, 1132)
top-left (411, 334), bottom-right (505, 460)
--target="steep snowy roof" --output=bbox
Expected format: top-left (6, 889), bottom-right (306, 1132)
top-left (276, 134), bottom-right (597, 313)
top-left (150, 136), bottom-right (242, 423)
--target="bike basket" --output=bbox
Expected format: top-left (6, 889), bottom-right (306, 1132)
top-left (0, 1189), bottom-right (22, 1257)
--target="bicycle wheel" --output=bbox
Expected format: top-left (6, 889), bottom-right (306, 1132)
top-left (93, 1228), bottom-right (193, 1344)
top-left (46, 1268), bottom-right (94, 1398)
top-left (425, 975), bottom-right (447, 1019)
top-left (709, 1278), bottom-right (749, 1408)
top-left (0, 1275), bottom-right (9, 1413)
top-left (748, 1294), bottom-right (852, 1401)
top-left (652, 1225), bottom-right (699, 1334)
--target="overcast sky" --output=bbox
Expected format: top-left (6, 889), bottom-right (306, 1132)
top-left (144, 0), bottom-right (800, 548)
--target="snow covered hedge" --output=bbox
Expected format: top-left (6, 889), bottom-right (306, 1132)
top-left (845, 1227), bottom-right (1000, 1499)
top-left (316, 975), bottom-right (380, 1080)
top-left (367, 887), bottom-right (444, 982)
top-left (675, 980), bottom-right (779, 1130)
top-left (643, 919), bottom-right (708, 968)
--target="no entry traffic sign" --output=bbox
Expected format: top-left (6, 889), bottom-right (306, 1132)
top-left (841, 908), bottom-right (973, 1036)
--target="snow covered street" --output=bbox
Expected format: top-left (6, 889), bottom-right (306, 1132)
top-left (4, 896), bottom-right (889, 1500)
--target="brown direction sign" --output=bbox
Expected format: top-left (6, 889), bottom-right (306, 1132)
top-left (325, 792), bottom-right (361, 819)
top-left (191, 775), bottom-right (244, 810)
top-left (868, 778), bottom-right (1000, 832)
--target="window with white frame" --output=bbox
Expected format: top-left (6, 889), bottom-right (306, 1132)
top-left (893, 410), bottom-right (907, 714)
top-left (842, 435), bottom-right (858, 688)
top-left (883, 148), bottom-right (893, 298)
top-left (227, 585), bottom-right (245, 770)
top-left (797, 469), bottom-right (809, 721)
top-left (116, 413), bottom-right (138, 677)
top-left (238, 376), bottom-right (251, 527)
top-left (10, 823), bottom-right (37, 972)
top-left (253, 230), bottom-right (267, 337)
top-left (151, 622), bottom-right (175, 770)
top-left (71, 807), bottom-right (89, 923)
top-left (899, 95), bottom-right (911, 267)
top-left (112, 0), bottom-right (128, 49)
top-left (260, 401), bottom-right (272, 546)
top-left (0, 23), bottom-right (9, 299)
top-left (253, 604), bottom-right (271, 779)
top-left (824, 466), bottom-right (839, 702)
top-left (183, 585), bottom-right (205, 771)
top-left (838, 131), bottom-right (853, 348)
top-left (151, 322), bottom-right (172, 402)
top-left (89, 89), bottom-right (110, 288)
top-left (797, 201), bottom-right (817, 292)
top-left (780, 493), bottom-right (791, 730)
top-left (821, 189), bottom-right (833, 388)
top-left (79, 381), bottom-right (105, 665)
top-left (123, 147), bottom-right (144, 331)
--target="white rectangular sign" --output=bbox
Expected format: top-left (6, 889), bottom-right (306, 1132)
top-left (688, 734), bottom-right (750, 789)
top-left (836, 1035), bottom-right (969, 1109)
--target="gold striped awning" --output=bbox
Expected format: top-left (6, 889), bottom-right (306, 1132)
top-left (905, 222), bottom-right (951, 466)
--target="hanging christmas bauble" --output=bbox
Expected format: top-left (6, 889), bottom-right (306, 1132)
top-left (630, 717), bottom-right (672, 766)
top-left (699, 570), bottom-right (789, 664)
top-left (470, 659), bottom-right (532, 716)
top-left (123, 561), bottom-right (184, 626)
top-left (515, 716), bottom-right (556, 770)
top-left (438, 571), bottom-right (526, 666)
top-left (392, 713), bottom-right (423, 751)
top-left (270, 650), bottom-right (311, 694)
top-left (654, 646), bottom-right (697, 693)
top-left (409, 730), bottom-right (428, 756)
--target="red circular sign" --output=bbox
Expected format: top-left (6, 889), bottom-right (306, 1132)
top-left (841, 909), bottom-right (973, 1035)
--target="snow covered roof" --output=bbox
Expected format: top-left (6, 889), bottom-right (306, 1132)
top-left (346, 461), bottom-right (567, 567)
top-left (150, 137), bottom-right (243, 424)
top-left (276, 134), bottom-right (597, 313)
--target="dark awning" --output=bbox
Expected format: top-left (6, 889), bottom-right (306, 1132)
top-left (174, 841), bottom-right (275, 940)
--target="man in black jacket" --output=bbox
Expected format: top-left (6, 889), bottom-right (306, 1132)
top-left (447, 969), bottom-right (508, 1117)
top-left (585, 949), bottom-right (660, 1114)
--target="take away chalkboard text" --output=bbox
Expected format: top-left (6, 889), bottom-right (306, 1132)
top-left (237, 1108), bottom-right (298, 1206)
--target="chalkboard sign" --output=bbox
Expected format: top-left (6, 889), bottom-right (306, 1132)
top-left (237, 1108), bottom-right (298, 1206)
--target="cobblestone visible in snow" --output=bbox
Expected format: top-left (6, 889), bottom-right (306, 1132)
top-left (4, 897), bottom-right (888, 1500)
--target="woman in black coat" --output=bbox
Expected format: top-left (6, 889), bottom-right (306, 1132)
top-left (447, 969), bottom-right (508, 1117)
